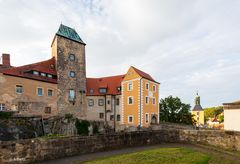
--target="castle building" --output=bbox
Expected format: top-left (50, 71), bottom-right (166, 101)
top-left (223, 100), bottom-right (240, 131)
top-left (192, 92), bottom-right (204, 127)
top-left (0, 24), bottom-right (160, 127)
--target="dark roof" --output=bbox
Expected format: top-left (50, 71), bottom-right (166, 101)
top-left (86, 75), bottom-right (125, 96)
top-left (56, 24), bottom-right (85, 44)
top-left (2, 58), bottom-right (57, 83)
top-left (131, 66), bottom-right (159, 83)
top-left (192, 105), bottom-right (203, 111)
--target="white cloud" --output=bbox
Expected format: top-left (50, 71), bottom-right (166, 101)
top-left (0, 0), bottom-right (240, 107)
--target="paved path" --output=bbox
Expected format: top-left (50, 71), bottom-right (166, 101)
top-left (39, 143), bottom-right (240, 164)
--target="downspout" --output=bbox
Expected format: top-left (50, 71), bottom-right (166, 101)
top-left (104, 95), bottom-right (107, 126)
top-left (139, 78), bottom-right (143, 127)
top-left (113, 96), bottom-right (116, 132)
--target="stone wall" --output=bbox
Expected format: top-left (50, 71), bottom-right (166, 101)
top-left (1, 129), bottom-right (240, 163)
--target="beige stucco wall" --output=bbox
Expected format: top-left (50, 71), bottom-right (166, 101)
top-left (224, 109), bottom-right (240, 131)
top-left (0, 73), bottom-right (57, 117)
top-left (86, 95), bottom-right (122, 125)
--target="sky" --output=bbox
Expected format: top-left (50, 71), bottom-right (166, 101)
top-left (0, 0), bottom-right (240, 108)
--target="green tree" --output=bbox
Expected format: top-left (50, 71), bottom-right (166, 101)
top-left (75, 119), bottom-right (90, 135)
top-left (159, 96), bottom-right (195, 125)
top-left (204, 106), bottom-right (223, 121)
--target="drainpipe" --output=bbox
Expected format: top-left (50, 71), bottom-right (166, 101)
top-left (104, 95), bottom-right (107, 126)
top-left (113, 96), bottom-right (116, 132)
top-left (139, 78), bottom-right (143, 127)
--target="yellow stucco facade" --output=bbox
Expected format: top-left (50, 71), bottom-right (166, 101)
top-left (192, 110), bottom-right (204, 126)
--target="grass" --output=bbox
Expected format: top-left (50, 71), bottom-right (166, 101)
top-left (84, 147), bottom-right (237, 164)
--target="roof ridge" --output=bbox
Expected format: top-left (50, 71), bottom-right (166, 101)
top-left (87, 74), bottom-right (125, 79)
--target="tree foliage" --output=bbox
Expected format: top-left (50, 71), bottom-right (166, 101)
top-left (160, 96), bottom-right (195, 125)
top-left (204, 106), bottom-right (223, 121)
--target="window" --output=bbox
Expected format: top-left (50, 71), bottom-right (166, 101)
top-left (128, 96), bottom-right (133, 105)
top-left (33, 71), bottom-right (39, 75)
top-left (69, 71), bottom-right (76, 78)
top-left (117, 115), bottom-right (121, 121)
top-left (145, 96), bottom-right (149, 104)
top-left (88, 99), bottom-right (94, 106)
top-left (41, 73), bottom-right (46, 77)
top-left (69, 90), bottom-right (76, 101)
top-left (197, 112), bottom-right (199, 115)
top-left (45, 107), bottom-right (51, 114)
top-left (98, 99), bottom-right (104, 106)
top-left (99, 88), bottom-right (107, 93)
top-left (110, 115), bottom-right (114, 121)
top-left (153, 85), bottom-right (156, 92)
top-left (128, 82), bottom-right (133, 91)
top-left (90, 89), bottom-right (94, 94)
top-left (128, 116), bottom-right (133, 123)
top-left (16, 85), bottom-right (23, 94)
top-left (37, 87), bottom-right (43, 96)
top-left (47, 89), bottom-right (53, 97)
top-left (152, 97), bottom-right (156, 105)
top-left (69, 54), bottom-right (75, 61)
top-left (47, 74), bottom-right (53, 78)
top-left (116, 98), bottom-right (119, 106)
top-left (107, 100), bottom-right (110, 105)
top-left (0, 104), bottom-right (5, 111)
top-left (146, 83), bottom-right (149, 90)
top-left (146, 113), bottom-right (149, 123)
top-left (99, 113), bottom-right (104, 119)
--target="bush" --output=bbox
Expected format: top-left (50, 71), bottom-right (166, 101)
top-left (75, 119), bottom-right (90, 135)
top-left (0, 111), bottom-right (13, 119)
top-left (93, 124), bottom-right (99, 134)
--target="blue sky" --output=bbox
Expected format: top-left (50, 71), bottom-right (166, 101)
top-left (0, 0), bottom-right (240, 108)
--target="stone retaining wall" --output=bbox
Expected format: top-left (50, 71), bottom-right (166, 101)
top-left (1, 129), bottom-right (240, 163)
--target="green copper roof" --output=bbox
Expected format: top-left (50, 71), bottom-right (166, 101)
top-left (56, 24), bottom-right (85, 44)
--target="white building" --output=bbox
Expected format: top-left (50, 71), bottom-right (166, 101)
top-left (223, 100), bottom-right (240, 131)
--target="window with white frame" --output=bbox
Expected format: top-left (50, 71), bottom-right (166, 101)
top-left (0, 103), bottom-right (5, 111)
top-left (128, 96), bottom-right (133, 105)
top-left (33, 71), bottom-right (39, 75)
top-left (41, 72), bottom-right (46, 77)
top-left (128, 82), bottom-right (133, 91)
top-left (146, 83), bottom-right (149, 90)
top-left (47, 89), bottom-right (53, 97)
top-left (37, 87), bottom-right (43, 96)
top-left (152, 97), bottom-right (156, 105)
top-left (98, 99), bottom-right (104, 106)
top-left (145, 96), bottom-right (149, 104)
top-left (16, 85), bottom-right (23, 94)
top-left (128, 116), bottom-right (133, 123)
top-left (69, 89), bottom-right (76, 101)
top-left (88, 99), bottom-right (94, 106)
top-left (145, 113), bottom-right (149, 123)
top-left (153, 85), bottom-right (156, 92)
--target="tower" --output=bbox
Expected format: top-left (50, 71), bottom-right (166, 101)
top-left (51, 24), bottom-right (87, 117)
top-left (192, 92), bottom-right (204, 127)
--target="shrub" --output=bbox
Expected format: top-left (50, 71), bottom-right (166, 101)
top-left (0, 111), bottom-right (13, 119)
top-left (75, 119), bottom-right (90, 135)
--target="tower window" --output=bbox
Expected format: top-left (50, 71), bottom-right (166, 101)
top-left (128, 116), bottom-right (133, 123)
top-left (69, 71), bottom-right (76, 77)
top-left (145, 96), bottom-right (149, 104)
top-left (69, 54), bottom-right (75, 61)
top-left (146, 83), bottom-right (149, 90)
top-left (69, 90), bottom-right (76, 101)
top-left (128, 82), bottom-right (133, 91)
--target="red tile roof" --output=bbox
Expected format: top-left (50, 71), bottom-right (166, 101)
top-left (86, 75), bottom-right (125, 96)
top-left (2, 57), bottom-right (57, 83)
top-left (131, 66), bottom-right (159, 83)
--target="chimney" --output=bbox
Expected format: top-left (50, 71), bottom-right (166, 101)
top-left (2, 53), bottom-right (10, 66)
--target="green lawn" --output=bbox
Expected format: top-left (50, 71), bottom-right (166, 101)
top-left (84, 147), bottom-right (236, 164)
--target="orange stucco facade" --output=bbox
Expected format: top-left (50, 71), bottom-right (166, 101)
top-left (122, 67), bottom-right (159, 127)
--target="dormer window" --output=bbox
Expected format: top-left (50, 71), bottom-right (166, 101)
top-left (117, 86), bottom-right (121, 92)
top-left (99, 88), bottom-right (107, 93)
top-left (90, 89), bottom-right (94, 94)
top-left (47, 74), bottom-right (53, 78)
top-left (41, 73), bottom-right (46, 77)
top-left (69, 54), bottom-right (75, 61)
top-left (33, 71), bottom-right (39, 75)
